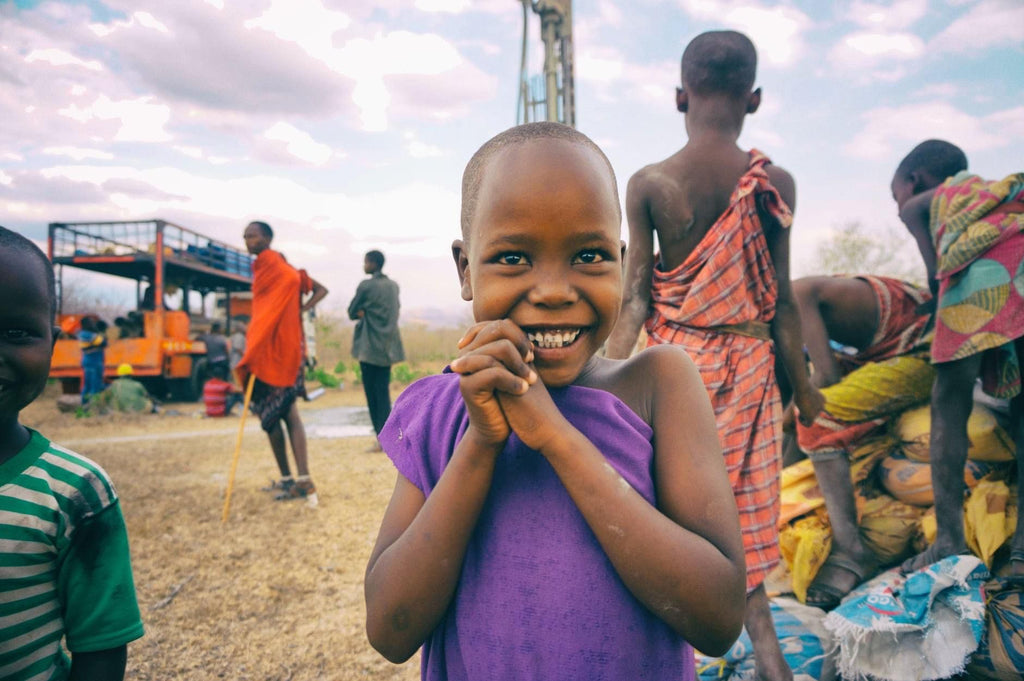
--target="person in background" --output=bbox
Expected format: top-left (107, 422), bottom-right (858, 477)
top-left (893, 140), bottom-right (1024, 576)
top-left (236, 220), bottom-right (328, 504)
top-left (198, 321), bottom-right (230, 379)
top-left (96, 363), bottom-right (155, 414)
top-left (229, 321), bottom-right (247, 374)
top-left (203, 364), bottom-right (243, 417)
top-left (605, 31), bottom-right (823, 680)
top-left (348, 250), bottom-right (405, 452)
top-left (78, 316), bottom-right (107, 404)
top-left (789, 275), bottom-right (934, 609)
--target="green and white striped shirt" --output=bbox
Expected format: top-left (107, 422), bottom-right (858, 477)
top-left (0, 430), bottom-right (143, 680)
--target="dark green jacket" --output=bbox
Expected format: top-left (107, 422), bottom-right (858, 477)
top-left (348, 272), bottom-right (405, 366)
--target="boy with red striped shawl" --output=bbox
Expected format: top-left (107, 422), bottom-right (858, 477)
top-left (606, 30), bottom-right (823, 681)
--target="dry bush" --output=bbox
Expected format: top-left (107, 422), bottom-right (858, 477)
top-left (313, 317), bottom-right (466, 382)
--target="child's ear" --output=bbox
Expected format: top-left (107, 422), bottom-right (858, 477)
top-left (747, 87), bottom-right (762, 114)
top-left (451, 239), bottom-right (473, 301)
top-left (675, 87), bottom-right (688, 113)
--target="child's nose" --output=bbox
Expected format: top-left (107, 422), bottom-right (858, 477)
top-left (528, 269), bottom-right (577, 307)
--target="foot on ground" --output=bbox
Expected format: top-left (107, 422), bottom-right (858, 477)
top-left (901, 541), bottom-right (970, 575)
top-left (262, 478), bottom-right (294, 493)
top-left (1008, 548), bottom-right (1024, 576)
top-left (805, 551), bottom-right (878, 611)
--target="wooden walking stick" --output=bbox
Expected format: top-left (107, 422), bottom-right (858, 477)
top-left (222, 373), bottom-right (257, 523)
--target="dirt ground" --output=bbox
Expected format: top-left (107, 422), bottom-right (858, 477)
top-left (21, 382), bottom-right (420, 681)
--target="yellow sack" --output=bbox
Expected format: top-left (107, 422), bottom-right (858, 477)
top-left (779, 510), bottom-right (832, 604)
top-left (914, 507), bottom-right (938, 553)
top-left (778, 435), bottom-right (897, 528)
top-left (878, 452), bottom-right (1005, 507)
top-left (850, 434), bottom-right (898, 487)
top-left (820, 356), bottom-right (934, 423)
top-left (897, 403), bottom-right (1015, 463)
top-left (857, 492), bottom-right (926, 564)
top-left (965, 478), bottom-right (1014, 568)
top-left (779, 459), bottom-right (825, 527)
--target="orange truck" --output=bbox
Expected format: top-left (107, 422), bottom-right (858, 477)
top-left (48, 220), bottom-right (253, 401)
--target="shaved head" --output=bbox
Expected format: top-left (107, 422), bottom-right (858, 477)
top-left (681, 30), bottom-right (757, 98)
top-left (895, 140), bottom-right (967, 183)
top-left (0, 226), bottom-right (56, 315)
top-left (460, 122), bottom-right (620, 239)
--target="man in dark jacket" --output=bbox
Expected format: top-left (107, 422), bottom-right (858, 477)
top-left (348, 250), bottom-right (405, 450)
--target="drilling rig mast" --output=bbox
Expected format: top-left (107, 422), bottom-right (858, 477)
top-left (517, 0), bottom-right (574, 127)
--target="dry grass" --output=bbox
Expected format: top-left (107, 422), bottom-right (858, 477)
top-left (21, 382), bottom-right (422, 681)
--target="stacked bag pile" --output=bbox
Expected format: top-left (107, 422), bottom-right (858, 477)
top-left (771, 401), bottom-right (1021, 681)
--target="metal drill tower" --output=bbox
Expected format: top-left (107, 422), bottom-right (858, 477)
top-left (517, 0), bottom-right (575, 127)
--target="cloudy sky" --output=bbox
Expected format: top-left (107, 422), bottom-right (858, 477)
top-left (2, 0), bottom-right (1022, 323)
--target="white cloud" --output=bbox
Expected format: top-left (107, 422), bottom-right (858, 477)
top-left (133, 11), bottom-right (170, 34)
top-left (404, 131), bottom-right (444, 158)
top-left (245, 0), bottom-right (352, 61)
top-left (577, 46), bottom-right (676, 106)
top-left (677, 1), bottom-right (813, 66)
top-left (844, 0), bottom-right (927, 29)
top-left (843, 101), bottom-right (1024, 159)
top-left (88, 3), bottom-right (354, 116)
top-left (58, 95), bottom-right (172, 143)
top-left (261, 122), bottom-right (335, 165)
top-left (415, 0), bottom-right (471, 13)
top-left (42, 147), bottom-right (115, 161)
top-left (931, 0), bottom-right (1024, 53)
top-left (829, 31), bottom-right (924, 80)
top-left (24, 48), bottom-right (103, 71)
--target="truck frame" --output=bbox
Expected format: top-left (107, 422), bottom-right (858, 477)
top-left (48, 219), bottom-right (253, 401)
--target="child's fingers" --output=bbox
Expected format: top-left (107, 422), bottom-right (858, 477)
top-left (456, 322), bottom-right (490, 349)
top-left (458, 320), bottom-right (534, 364)
top-left (458, 364), bottom-right (531, 396)
top-left (451, 344), bottom-right (536, 385)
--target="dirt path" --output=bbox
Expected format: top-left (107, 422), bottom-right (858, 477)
top-left (21, 385), bottom-right (420, 680)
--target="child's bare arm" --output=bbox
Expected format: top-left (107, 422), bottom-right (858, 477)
top-left (899, 189), bottom-right (938, 296)
top-left (763, 169), bottom-right (824, 425)
top-left (364, 321), bottom-right (535, 663)
top-left (69, 646), bottom-right (127, 681)
top-left (497, 347), bottom-right (745, 654)
top-left (606, 172), bottom-right (655, 359)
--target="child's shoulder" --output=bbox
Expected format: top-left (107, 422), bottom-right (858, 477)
top-left (9, 430), bottom-right (120, 515)
top-left (620, 343), bottom-right (696, 377)
top-left (585, 347), bottom-right (700, 422)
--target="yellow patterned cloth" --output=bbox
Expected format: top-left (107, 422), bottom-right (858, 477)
top-left (930, 171), bottom-right (1024, 398)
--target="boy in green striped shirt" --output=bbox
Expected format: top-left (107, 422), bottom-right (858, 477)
top-left (0, 226), bottom-right (143, 680)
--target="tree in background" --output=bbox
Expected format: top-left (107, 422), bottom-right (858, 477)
top-left (814, 222), bottom-right (924, 286)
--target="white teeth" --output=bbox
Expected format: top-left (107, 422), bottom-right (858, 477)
top-left (527, 329), bottom-right (581, 349)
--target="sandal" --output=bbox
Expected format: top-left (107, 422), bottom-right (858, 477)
top-left (274, 478), bottom-right (316, 501)
top-left (805, 552), bottom-right (878, 611)
top-left (262, 478), bottom-right (294, 493)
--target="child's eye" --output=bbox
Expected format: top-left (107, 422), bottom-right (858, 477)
top-left (495, 252), bottom-right (527, 266)
top-left (573, 249), bottom-right (608, 265)
top-left (2, 329), bottom-right (30, 341)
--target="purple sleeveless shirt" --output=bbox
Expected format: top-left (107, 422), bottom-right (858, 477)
top-left (380, 373), bottom-right (697, 681)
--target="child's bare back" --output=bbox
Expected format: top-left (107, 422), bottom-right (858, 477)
top-left (634, 142), bottom-right (794, 272)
